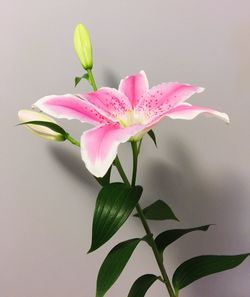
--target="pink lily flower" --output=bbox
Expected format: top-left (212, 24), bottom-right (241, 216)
top-left (34, 71), bottom-right (229, 177)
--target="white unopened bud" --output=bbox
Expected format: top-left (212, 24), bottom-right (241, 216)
top-left (18, 109), bottom-right (65, 141)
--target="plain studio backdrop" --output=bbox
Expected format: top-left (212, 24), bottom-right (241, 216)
top-left (1, 1), bottom-right (250, 297)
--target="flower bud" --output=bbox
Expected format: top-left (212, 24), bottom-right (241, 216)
top-left (74, 23), bottom-right (93, 70)
top-left (18, 109), bottom-right (65, 141)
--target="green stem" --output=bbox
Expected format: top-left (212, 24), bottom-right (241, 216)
top-left (113, 157), bottom-right (130, 186)
top-left (131, 142), bottom-right (176, 297)
top-left (131, 142), bottom-right (138, 186)
top-left (66, 134), bottom-right (80, 147)
top-left (87, 69), bottom-right (97, 91)
top-left (115, 143), bottom-right (176, 297)
top-left (135, 203), bottom-right (176, 297)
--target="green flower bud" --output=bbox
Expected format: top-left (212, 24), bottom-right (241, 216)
top-left (74, 23), bottom-right (93, 70)
top-left (18, 109), bottom-right (65, 141)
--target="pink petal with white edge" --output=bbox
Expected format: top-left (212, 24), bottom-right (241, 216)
top-left (34, 94), bottom-right (112, 126)
top-left (81, 124), bottom-right (144, 177)
top-left (148, 103), bottom-right (230, 126)
top-left (118, 71), bottom-right (149, 107)
top-left (81, 87), bottom-right (132, 120)
top-left (136, 82), bottom-right (204, 117)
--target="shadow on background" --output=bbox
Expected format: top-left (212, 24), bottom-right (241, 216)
top-left (143, 137), bottom-right (247, 236)
top-left (47, 145), bottom-right (99, 192)
top-left (142, 137), bottom-right (249, 297)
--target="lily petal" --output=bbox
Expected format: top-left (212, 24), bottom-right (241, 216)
top-left (81, 87), bottom-right (132, 120)
top-left (118, 70), bottom-right (149, 107)
top-left (81, 124), bottom-right (144, 177)
top-left (148, 103), bottom-right (230, 126)
top-left (136, 82), bottom-right (204, 117)
top-left (34, 94), bottom-right (112, 125)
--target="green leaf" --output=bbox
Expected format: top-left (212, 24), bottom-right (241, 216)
top-left (155, 225), bottom-right (211, 254)
top-left (172, 254), bottom-right (249, 293)
top-left (75, 76), bottom-right (82, 87)
top-left (128, 274), bottom-right (158, 297)
top-left (96, 238), bottom-right (141, 297)
top-left (18, 121), bottom-right (67, 138)
top-left (147, 130), bottom-right (157, 147)
top-left (74, 73), bottom-right (89, 87)
top-left (95, 166), bottom-right (112, 186)
top-left (89, 183), bottom-right (143, 252)
top-left (134, 200), bottom-right (178, 221)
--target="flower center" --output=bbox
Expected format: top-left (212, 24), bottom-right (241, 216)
top-left (117, 110), bottom-right (146, 127)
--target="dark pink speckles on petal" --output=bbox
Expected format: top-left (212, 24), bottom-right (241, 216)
top-left (135, 82), bottom-right (204, 121)
top-left (82, 87), bottom-right (132, 120)
top-left (34, 94), bottom-right (113, 126)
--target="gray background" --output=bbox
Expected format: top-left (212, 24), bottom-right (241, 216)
top-left (1, 0), bottom-right (250, 296)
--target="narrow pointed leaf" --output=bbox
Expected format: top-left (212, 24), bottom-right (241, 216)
top-left (89, 183), bottom-right (143, 252)
top-left (155, 225), bottom-right (211, 254)
top-left (147, 130), bottom-right (157, 147)
top-left (172, 254), bottom-right (249, 292)
top-left (74, 73), bottom-right (89, 87)
top-left (82, 73), bottom-right (89, 80)
top-left (96, 238), bottom-right (141, 297)
top-left (18, 121), bottom-right (67, 137)
top-left (75, 76), bottom-right (82, 87)
top-left (128, 274), bottom-right (158, 297)
top-left (134, 200), bottom-right (178, 221)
